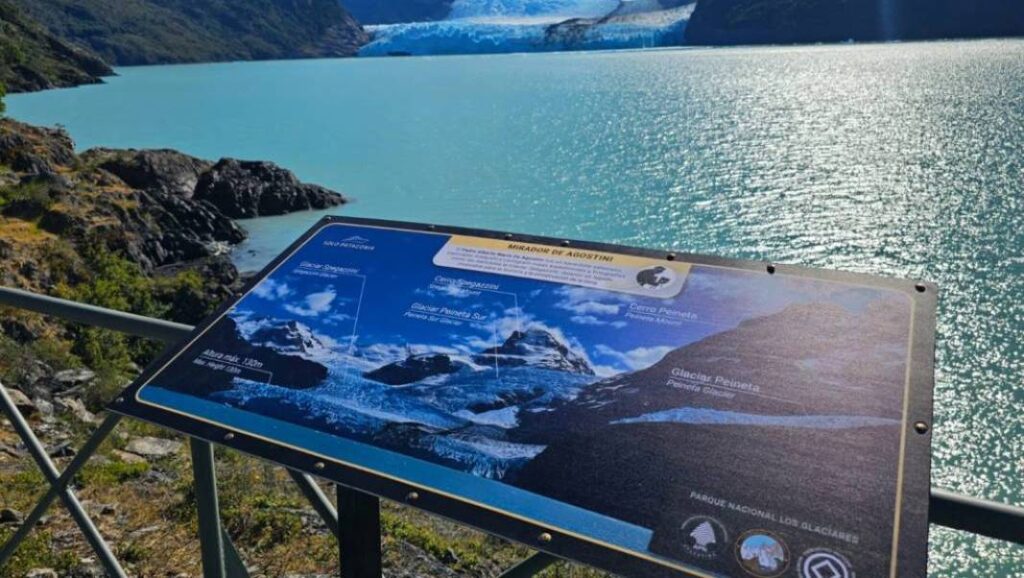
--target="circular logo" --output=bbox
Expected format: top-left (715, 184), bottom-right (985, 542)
top-left (799, 549), bottom-right (855, 578)
top-left (679, 516), bottom-right (729, 560)
top-left (635, 265), bottom-right (676, 289)
top-left (735, 530), bottom-right (790, 577)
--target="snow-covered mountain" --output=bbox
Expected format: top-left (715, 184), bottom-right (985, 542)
top-left (473, 328), bottom-right (595, 375)
top-left (234, 316), bottom-right (336, 360)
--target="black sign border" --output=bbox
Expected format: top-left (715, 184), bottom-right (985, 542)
top-left (110, 216), bottom-right (936, 578)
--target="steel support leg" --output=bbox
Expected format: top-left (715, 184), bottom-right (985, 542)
top-left (0, 384), bottom-right (127, 577)
top-left (337, 486), bottom-right (382, 578)
top-left (191, 438), bottom-right (227, 578)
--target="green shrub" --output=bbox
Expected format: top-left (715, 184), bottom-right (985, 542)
top-left (0, 179), bottom-right (53, 210)
top-left (78, 459), bottom-right (150, 487)
top-left (0, 528), bottom-right (76, 578)
top-left (0, 81), bottom-right (5, 117)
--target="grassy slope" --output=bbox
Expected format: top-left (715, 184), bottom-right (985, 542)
top-left (10, 0), bottom-right (369, 66)
top-left (0, 0), bottom-right (112, 93)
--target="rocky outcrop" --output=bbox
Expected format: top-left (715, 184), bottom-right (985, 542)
top-left (0, 119), bottom-right (346, 304)
top-left (0, 120), bottom-right (75, 176)
top-left (0, 1), bottom-right (112, 93)
top-left (194, 159), bottom-right (346, 219)
top-left (93, 149), bottom-right (212, 198)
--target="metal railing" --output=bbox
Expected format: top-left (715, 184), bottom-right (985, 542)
top-left (1, 285), bottom-right (1022, 577)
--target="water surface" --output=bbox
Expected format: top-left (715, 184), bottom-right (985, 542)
top-left (8, 40), bottom-right (1024, 576)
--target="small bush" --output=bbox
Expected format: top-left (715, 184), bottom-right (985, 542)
top-left (0, 528), bottom-right (76, 578)
top-left (78, 459), bottom-right (150, 487)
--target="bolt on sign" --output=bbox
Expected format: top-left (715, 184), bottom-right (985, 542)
top-left (112, 217), bottom-right (936, 578)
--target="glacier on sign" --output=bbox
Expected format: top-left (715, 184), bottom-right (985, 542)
top-left (210, 317), bottom-right (594, 479)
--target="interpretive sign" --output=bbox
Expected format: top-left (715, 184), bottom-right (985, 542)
top-left (112, 217), bottom-right (936, 578)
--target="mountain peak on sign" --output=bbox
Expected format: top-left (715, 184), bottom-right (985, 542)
top-left (243, 317), bottom-right (332, 358)
top-left (475, 328), bottom-right (595, 375)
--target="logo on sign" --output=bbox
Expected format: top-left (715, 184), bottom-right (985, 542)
top-left (799, 549), bottom-right (855, 578)
top-left (735, 530), bottom-right (790, 577)
top-left (679, 516), bottom-right (728, 560)
top-left (328, 235), bottom-right (375, 251)
top-left (636, 266), bottom-right (676, 289)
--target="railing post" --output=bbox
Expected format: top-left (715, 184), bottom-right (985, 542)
top-left (191, 438), bottom-right (227, 578)
top-left (337, 486), bottom-right (382, 578)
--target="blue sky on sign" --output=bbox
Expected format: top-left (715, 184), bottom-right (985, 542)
top-left (229, 224), bottom-right (899, 375)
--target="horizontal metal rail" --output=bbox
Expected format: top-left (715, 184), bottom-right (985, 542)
top-left (2, 285), bottom-right (1023, 548)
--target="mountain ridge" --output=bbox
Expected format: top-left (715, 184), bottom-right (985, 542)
top-left (9, 0), bottom-right (369, 67)
top-left (0, 0), bottom-right (112, 93)
top-left (685, 0), bottom-right (1024, 45)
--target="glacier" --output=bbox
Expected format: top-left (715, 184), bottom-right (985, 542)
top-left (448, 0), bottom-right (620, 20)
top-left (611, 407), bottom-right (902, 429)
top-left (210, 339), bottom-right (594, 480)
top-left (359, 4), bottom-right (695, 57)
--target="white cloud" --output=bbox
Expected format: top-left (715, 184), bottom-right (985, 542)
top-left (324, 312), bottom-right (354, 326)
top-left (554, 286), bottom-right (631, 319)
top-left (252, 278), bottom-right (292, 300)
top-left (285, 287), bottom-right (337, 317)
top-left (592, 365), bottom-right (621, 378)
top-left (594, 344), bottom-right (674, 371)
top-left (569, 315), bottom-right (628, 328)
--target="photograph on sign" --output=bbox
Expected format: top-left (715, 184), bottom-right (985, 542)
top-left (114, 219), bottom-right (932, 577)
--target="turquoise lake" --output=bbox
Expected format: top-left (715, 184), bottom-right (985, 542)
top-left (7, 39), bottom-right (1023, 576)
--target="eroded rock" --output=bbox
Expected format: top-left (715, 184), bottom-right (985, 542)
top-left (125, 436), bottom-right (183, 459)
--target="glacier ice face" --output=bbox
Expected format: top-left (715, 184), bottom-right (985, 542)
top-left (360, 4), bottom-right (694, 56)
top-left (214, 360), bottom-right (593, 480)
top-left (449, 0), bottom-right (620, 20)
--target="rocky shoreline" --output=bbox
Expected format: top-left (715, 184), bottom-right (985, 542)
top-left (0, 118), bottom-right (346, 299)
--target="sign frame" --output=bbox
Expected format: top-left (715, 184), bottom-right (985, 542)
top-left (110, 216), bottom-right (936, 577)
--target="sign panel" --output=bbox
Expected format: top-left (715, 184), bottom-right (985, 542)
top-left (112, 217), bottom-right (935, 578)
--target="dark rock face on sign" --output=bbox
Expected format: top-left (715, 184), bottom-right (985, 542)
top-left (195, 159), bottom-right (347, 218)
top-left (512, 299), bottom-right (911, 575)
top-left (366, 353), bottom-right (470, 386)
top-left (159, 317), bottom-right (328, 396)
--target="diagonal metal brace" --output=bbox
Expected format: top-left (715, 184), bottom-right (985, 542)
top-left (288, 470), bottom-right (340, 537)
top-left (497, 552), bottom-right (559, 578)
top-left (0, 383), bottom-right (128, 577)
